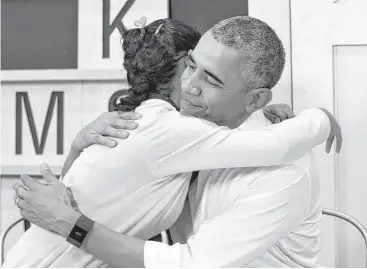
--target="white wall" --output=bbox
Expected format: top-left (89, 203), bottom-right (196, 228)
top-left (333, 45), bottom-right (367, 268)
top-left (248, 0), bottom-right (292, 106)
top-left (291, 0), bottom-right (367, 267)
top-left (1, 70), bottom-right (128, 175)
top-left (1, 70), bottom-right (129, 260)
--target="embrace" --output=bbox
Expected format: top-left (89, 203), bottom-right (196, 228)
top-left (5, 16), bottom-right (342, 268)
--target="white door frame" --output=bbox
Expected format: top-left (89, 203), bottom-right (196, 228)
top-left (291, 0), bottom-right (367, 266)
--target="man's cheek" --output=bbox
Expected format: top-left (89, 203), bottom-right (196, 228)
top-left (180, 68), bottom-right (191, 86)
top-left (204, 102), bottom-right (224, 122)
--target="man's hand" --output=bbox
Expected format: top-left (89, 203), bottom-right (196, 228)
top-left (13, 163), bottom-right (80, 237)
top-left (318, 108), bottom-right (343, 153)
top-left (72, 111), bottom-right (142, 152)
top-left (263, 104), bottom-right (295, 124)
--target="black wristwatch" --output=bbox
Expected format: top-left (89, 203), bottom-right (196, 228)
top-left (66, 214), bottom-right (94, 248)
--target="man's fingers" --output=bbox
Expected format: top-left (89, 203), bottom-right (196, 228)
top-left (13, 183), bottom-right (29, 199)
top-left (15, 198), bottom-right (28, 209)
top-left (104, 127), bottom-right (130, 140)
top-left (40, 163), bottom-right (58, 184)
top-left (115, 111), bottom-right (142, 120)
top-left (20, 174), bottom-right (41, 190)
top-left (111, 119), bottom-right (138, 130)
top-left (13, 193), bottom-right (28, 208)
top-left (325, 135), bottom-right (335, 153)
top-left (93, 134), bottom-right (117, 148)
top-left (13, 193), bottom-right (21, 206)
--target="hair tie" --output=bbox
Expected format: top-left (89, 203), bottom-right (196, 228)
top-left (133, 16), bottom-right (147, 36)
top-left (155, 23), bottom-right (164, 35)
top-left (134, 16), bottom-right (147, 28)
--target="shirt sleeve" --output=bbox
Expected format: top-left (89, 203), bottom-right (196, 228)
top-left (144, 165), bottom-right (310, 267)
top-left (147, 108), bottom-right (330, 177)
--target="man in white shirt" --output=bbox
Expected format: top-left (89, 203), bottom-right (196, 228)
top-left (147, 109), bottom-right (322, 267)
top-left (13, 16), bottom-right (342, 267)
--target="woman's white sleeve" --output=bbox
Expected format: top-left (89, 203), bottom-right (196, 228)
top-left (147, 108), bottom-right (330, 177)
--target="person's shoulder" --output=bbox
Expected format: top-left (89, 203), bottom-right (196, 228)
top-left (152, 105), bottom-right (221, 134)
top-left (133, 99), bottom-right (180, 128)
top-left (136, 99), bottom-right (177, 116)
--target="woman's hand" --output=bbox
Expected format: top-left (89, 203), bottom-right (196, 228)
top-left (72, 111), bottom-right (142, 153)
top-left (318, 108), bottom-right (343, 153)
top-left (264, 105), bottom-right (342, 153)
top-left (14, 163), bottom-right (80, 237)
top-left (263, 104), bottom-right (295, 124)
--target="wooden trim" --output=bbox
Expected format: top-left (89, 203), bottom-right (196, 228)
top-left (332, 45), bottom-right (342, 268)
top-left (0, 174), bottom-right (61, 179)
top-left (1, 69), bottom-right (127, 83)
top-left (168, 0), bottom-right (172, 18)
top-left (332, 43), bottom-right (367, 267)
top-left (1, 165), bottom-right (62, 177)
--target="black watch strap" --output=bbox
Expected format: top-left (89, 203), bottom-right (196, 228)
top-left (66, 214), bottom-right (94, 248)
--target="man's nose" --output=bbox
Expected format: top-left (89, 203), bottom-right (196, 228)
top-left (182, 85), bottom-right (201, 96)
top-left (182, 77), bottom-right (201, 97)
top-left (181, 70), bottom-right (202, 96)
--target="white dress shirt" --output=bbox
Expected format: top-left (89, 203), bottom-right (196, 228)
top-left (145, 110), bottom-right (323, 267)
top-left (4, 99), bottom-right (329, 268)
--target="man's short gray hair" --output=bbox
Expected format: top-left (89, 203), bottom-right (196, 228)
top-left (210, 16), bottom-right (285, 89)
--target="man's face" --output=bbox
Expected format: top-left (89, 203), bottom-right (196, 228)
top-left (179, 32), bottom-right (254, 127)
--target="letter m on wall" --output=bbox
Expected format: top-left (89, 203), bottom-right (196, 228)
top-left (16, 92), bottom-right (64, 155)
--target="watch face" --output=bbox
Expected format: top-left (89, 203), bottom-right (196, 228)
top-left (69, 225), bottom-right (88, 242)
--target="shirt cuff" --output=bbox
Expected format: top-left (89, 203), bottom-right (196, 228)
top-left (299, 108), bottom-right (331, 146)
top-left (144, 241), bottom-right (181, 267)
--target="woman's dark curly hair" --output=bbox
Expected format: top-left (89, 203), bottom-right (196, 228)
top-left (114, 19), bottom-right (201, 111)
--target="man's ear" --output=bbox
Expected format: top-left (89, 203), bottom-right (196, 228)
top-left (245, 88), bottom-right (272, 113)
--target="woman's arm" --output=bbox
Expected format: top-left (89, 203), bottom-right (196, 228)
top-left (60, 103), bottom-right (299, 178)
top-left (60, 111), bottom-right (141, 177)
top-left (61, 147), bottom-right (81, 178)
top-left (148, 108), bottom-right (336, 177)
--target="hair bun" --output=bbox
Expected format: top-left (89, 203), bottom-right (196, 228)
top-left (115, 75), bottom-right (150, 111)
top-left (130, 74), bottom-right (150, 95)
top-left (115, 19), bottom-right (201, 112)
top-left (123, 28), bottom-right (146, 58)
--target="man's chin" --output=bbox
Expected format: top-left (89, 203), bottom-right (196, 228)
top-left (180, 108), bottom-right (199, 117)
top-left (179, 105), bottom-right (205, 119)
top-left (179, 99), bottom-right (204, 117)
